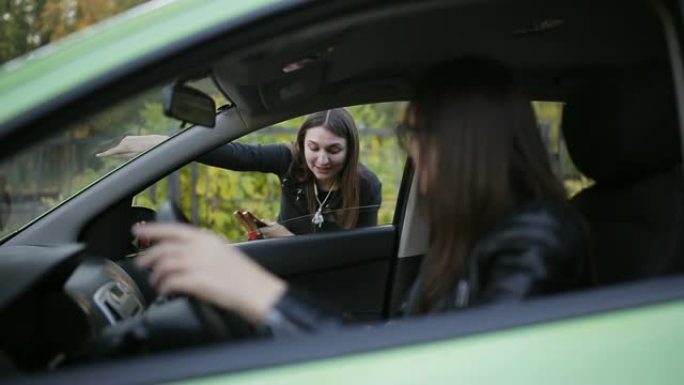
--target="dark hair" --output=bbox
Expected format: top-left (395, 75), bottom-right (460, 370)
top-left (406, 56), bottom-right (566, 312)
top-left (291, 108), bottom-right (361, 229)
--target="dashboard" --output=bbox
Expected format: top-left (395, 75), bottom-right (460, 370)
top-left (0, 244), bottom-right (148, 372)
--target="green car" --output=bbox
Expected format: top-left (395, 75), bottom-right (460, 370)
top-left (1, 0), bottom-right (683, 383)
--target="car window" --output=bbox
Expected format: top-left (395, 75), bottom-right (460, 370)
top-left (532, 101), bottom-right (593, 197)
top-left (133, 102), bottom-right (408, 241)
top-left (0, 83), bottom-right (215, 240)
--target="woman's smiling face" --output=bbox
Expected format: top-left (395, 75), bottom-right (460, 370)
top-left (304, 126), bottom-right (347, 185)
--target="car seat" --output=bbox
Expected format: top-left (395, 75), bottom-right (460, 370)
top-left (561, 65), bottom-right (684, 285)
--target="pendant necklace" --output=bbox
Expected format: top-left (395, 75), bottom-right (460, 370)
top-left (312, 181), bottom-right (336, 228)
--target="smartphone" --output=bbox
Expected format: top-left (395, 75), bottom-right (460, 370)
top-left (242, 211), bottom-right (268, 228)
top-left (233, 210), bottom-right (265, 240)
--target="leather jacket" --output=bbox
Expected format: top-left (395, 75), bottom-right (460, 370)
top-left (403, 201), bottom-right (589, 313)
top-left (262, 201), bottom-right (589, 333)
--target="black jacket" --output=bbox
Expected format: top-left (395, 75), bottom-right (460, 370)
top-left (199, 142), bottom-right (382, 234)
top-left (264, 201), bottom-right (589, 332)
top-left (403, 201), bottom-right (589, 313)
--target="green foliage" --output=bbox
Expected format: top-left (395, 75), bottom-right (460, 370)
top-left (138, 102), bottom-right (176, 134)
top-left (532, 101), bottom-right (593, 197)
top-left (347, 102), bottom-right (408, 129)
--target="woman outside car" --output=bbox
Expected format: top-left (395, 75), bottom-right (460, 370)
top-left (100, 108), bottom-right (382, 238)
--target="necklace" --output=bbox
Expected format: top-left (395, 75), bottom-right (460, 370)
top-left (312, 181), bottom-right (336, 228)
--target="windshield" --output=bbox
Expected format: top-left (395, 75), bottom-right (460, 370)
top-left (0, 77), bottom-right (228, 240)
top-left (0, 80), bottom-right (227, 240)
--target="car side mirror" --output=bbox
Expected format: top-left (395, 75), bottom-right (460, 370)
top-left (163, 84), bottom-right (216, 127)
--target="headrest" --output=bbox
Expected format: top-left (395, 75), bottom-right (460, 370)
top-left (561, 66), bottom-right (681, 184)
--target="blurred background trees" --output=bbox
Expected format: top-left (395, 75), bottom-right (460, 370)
top-left (1, 0), bottom-right (148, 65)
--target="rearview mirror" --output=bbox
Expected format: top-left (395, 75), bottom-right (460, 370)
top-left (163, 84), bottom-right (216, 127)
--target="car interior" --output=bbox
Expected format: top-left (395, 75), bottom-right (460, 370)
top-left (1, 0), bottom-right (683, 381)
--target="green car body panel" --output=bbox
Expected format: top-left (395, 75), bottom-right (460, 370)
top-left (181, 300), bottom-right (684, 385)
top-left (0, 0), bottom-right (280, 125)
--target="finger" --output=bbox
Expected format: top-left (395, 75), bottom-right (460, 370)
top-left (258, 224), bottom-right (277, 233)
top-left (133, 223), bottom-right (199, 243)
top-left (148, 253), bottom-right (191, 288)
top-left (157, 273), bottom-right (203, 299)
top-left (135, 241), bottom-right (183, 268)
top-left (97, 150), bottom-right (138, 160)
top-left (108, 152), bottom-right (137, 160)
top-left (95, 147), bottom-right (126, 157)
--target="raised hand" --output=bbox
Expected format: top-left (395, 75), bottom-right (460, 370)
top-left (96, 134), bottom-right (169, 159)
top-left (260, 222), bottom-right (295, 238)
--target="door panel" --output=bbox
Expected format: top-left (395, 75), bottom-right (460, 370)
top-left (238, 225), bottom-right (397, 320)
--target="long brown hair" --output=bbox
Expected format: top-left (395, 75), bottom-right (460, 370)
top-left (291, 108), bottom-right (361, 229)
top-left (406, 56), bottom-right (566, 312)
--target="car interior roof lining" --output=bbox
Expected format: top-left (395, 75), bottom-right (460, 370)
top-left (213, 0), bottom-right (666, 130)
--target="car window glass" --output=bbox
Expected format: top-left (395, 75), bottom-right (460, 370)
top-left (133, 102), bottom-right (408, 242)
top-left (532, 101), bottom-right (593, 197)
top-left (0, 84), bottom-right (194, 240)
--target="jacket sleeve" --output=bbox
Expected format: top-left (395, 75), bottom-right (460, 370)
top-left (259, 287), bottom-right (340, 336)
top-left (472, 203), bottom-right (588, 304)
top-left (197, 142), bottom-right (292, 176)
top-left (356, 169), bottom-right (382, 228)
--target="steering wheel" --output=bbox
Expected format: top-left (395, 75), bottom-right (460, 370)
top-left (80, 201), bottom-right (256, 361)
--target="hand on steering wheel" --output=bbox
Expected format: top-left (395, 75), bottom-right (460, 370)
top-left (82, 200), bottom-right (284, 360)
